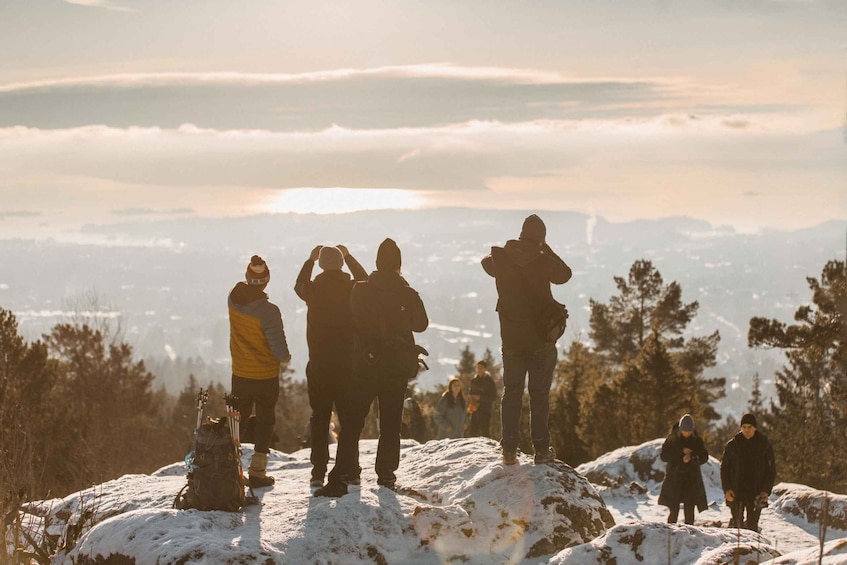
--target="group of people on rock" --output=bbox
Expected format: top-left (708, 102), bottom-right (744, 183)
top-left (226, 214), bottom-right (570, 496)
top-left (659, 411), bottom-right (776, 532)
top-left (225, 211), bottom-right (776, 531)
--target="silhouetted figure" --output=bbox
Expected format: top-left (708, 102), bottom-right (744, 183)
top-left (295, 244), bottom-right (367, 488)
top-left (401, 395), bottom-right (427, 443)
top-left (481, 214), bottom-right (571, 465)
top-left (316, 238), bottom-right (428, 497)
top-left (467, 360), bottom-right (497, 438)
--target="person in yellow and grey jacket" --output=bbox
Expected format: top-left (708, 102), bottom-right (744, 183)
top-left (229, 254), bottom-right (291, 488)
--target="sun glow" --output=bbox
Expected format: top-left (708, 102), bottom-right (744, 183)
top-left (265, 188), bottom-right (424, 214)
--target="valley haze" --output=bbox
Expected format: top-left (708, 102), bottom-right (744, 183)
top-left (2, 208), bottom-right (843, 417)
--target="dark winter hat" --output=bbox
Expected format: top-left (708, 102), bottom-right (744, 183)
top-left (679, 414), bottom-right (695, 432)
top-left (245, 255), bottom-right (270, 285)
top-left (740, 412), bottom-right (757, 428)
top-left (519, 214), bottom-right (546, 243)
top-left (376, 238), bottom-right (402, 271)
top-left (318, 245), bottom-right (344, 271)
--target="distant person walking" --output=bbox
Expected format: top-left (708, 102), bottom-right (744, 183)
top-left (481, 214), bottom-right (571, 465)
top-left (659, 414), bottom-right (709, 525)
top-left (467, 360), bottom-right (497, 438)
top-left (720, 412), bottom-right (776, 532)
top-left (294, 244), bottom-right (367, 488)
top-left (228, 255), bottom-right (291, 488)
top-left (434, 377), bottom-right (467, 440)
top-left (401, 393), bottom-right (428, 443)
top-left (316, 238), bottom-right (428, 497)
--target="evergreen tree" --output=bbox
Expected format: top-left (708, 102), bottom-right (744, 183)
top-left (749, 259), bottom-right (847, 490)
top-left (587, 260), bottom-right (725, 441)
top-left (549, 341), bottom-right (598, 465)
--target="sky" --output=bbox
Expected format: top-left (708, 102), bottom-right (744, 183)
top-left (1, 0), bottom-right (846, 238)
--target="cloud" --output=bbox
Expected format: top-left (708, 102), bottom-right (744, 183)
top-left (0, 210), bottom-right (41, 219)
top-left (63, 0), bottom-right (135, 13)
top-left (0, 67), bottom-right (692, 132)
top-left (111, 207), bottom-right (194, 216)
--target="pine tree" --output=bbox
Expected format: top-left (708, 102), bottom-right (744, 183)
top-left (749, 259), bottom-right (847, 490)
top-left (587, 260), bottom-right (725, 439)
top-left (549, 341), bottom-right (598, 464)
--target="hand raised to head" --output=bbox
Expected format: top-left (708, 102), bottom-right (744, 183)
top-left (310, 245), bottom-right (323, 262)
top-left (336, 244), bottom-right (350, 258)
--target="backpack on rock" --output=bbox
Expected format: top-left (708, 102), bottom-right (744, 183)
top-left (174, 390), bottom-right (258, 512)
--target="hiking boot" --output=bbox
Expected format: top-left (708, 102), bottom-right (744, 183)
top-left (309, 478), bottom-right (324, 488)
top-left (534, 446), bottom-right (556, 465)
top-left (341, 474), bottom-right (361, 486)
top-left (377, 474), bottom-right (397, 490)
top-left (502, 448), bottom-right (518, 466)
top-left (314, 481), bottom-right (348, 498)
top-left (249, 474), bottom-right (276, 488)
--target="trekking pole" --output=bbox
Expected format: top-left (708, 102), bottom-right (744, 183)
top-left (224, 394), bottom-right (241, 447)
top-left (195, 388), bottom-right (208, 438)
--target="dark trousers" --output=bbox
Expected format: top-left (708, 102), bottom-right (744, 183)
top-left (500, 342), bottom-right (557, 452)
top-left (668, 503), bottom-right (695, 525)
top-left (306, 363), bottom-right (356, 480)
top-left (467, 404), bottom-right (494, 438)
top-left (730, 498), bottom-right (762, 532)
top-left (231, 375), bottom-right (279, 454)
top-left (328, 377), bottom-right (406, 484)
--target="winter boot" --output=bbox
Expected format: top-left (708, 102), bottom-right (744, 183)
top-left (534, 446), bottom-right (556, 465)
top-left (502, 448), bottom-right (518, 466)
top-left (314, 480), bottom-right (348, 498)
top-left (377, 474), bottom-right (397, 491)
top-left (248, 452), bottom-right (275, 488)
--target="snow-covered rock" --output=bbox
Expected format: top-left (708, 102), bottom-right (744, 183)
top-left (549, 521), bottom-right (779, 565)
top-left (30, 437), bottom-right (614, 564)
top-left (575, 438), bottom-right (724, 507)
top-left (773, 537), bottom-right (847, 564)
top-left (772, 484), bottom-right (847, 531)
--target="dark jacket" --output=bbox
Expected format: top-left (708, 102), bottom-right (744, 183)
top-left (294, 255), bottom-right (367, 373)
top-left (350, 270), bottom-right (428, 382)
top-left (658, 426), bottom-right (709, 511)
top-left (434, 393), bottom-right (467, 439)
top-left (228, 283), bottom-right (290, 379)
top-left (481, 239), bottom-right (571, 349)
top-left (469, 373), bottom-right (497, 409)
top-left (720, 431), bottom-right (776, 499)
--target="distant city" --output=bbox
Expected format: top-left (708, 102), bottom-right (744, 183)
top-left (2, 208), bottom-right (844, 416)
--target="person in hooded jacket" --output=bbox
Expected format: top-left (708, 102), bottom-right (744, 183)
top-left (481, 214), bottom-right (571, 465)
top-left (467, 360), bottom-right (498, 438)
top-left (228, 255), bottom-right (291, 488)
top-left (295, 244), bottom-right (367, 488)
top-left (315, 238), bottom-right (428, 497)
top-left (659, 414), bottom-right (709, 525)
top-left (721, 412), bottom-right (776, 532)
top-left (434, 377), bottom-right (467, 439)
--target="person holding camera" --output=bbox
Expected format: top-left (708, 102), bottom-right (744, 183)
top-left (658, 414), bottom-right (709, 525)
top-left (481, 214), bottom-right (571, 465)
top-left (720, 412), bottom-right (776, 532)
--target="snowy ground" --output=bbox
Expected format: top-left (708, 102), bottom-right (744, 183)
top-left (10, 437), bottom-right (847, 564)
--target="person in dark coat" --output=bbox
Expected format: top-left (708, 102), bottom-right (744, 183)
top-left (401, 394), bottom-right (428, 443)
top-left (294, 244), bottom-right (367, 488)
top-left (720, 412), bottom-right (776, 532)
top-left (434, 377), bottom-right (467, 439)
top-left (481, 214), bottom-right (572, 465)
top-left (659, 414), bottom-right (709, 525)
top-left (467, 360), bottom-right (497, 438)
top-left (316, 238), bottom-right (429, 497)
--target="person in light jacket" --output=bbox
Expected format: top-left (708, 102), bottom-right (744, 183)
top-left (434, 377), bottom-right (467, 440)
